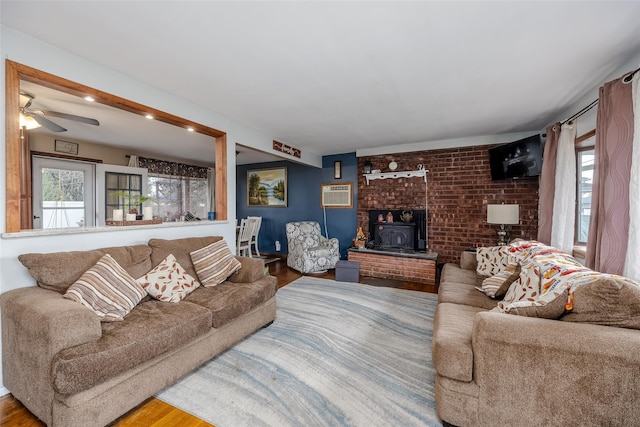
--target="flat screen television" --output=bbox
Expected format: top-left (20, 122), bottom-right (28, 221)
top-left (489, 134), bottom-right (543, 180)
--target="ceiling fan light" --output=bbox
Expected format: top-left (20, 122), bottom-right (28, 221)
top-left (145, 114), bottom-right (154, 119)
top-left (84, 96), bottom-right (95, 102)
top-left (19, 113), bottom-right (41, 130)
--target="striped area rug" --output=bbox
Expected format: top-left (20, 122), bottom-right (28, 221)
top-left (156, 276), bottom-right (442, 427)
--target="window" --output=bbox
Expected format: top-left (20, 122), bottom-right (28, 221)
top-left (32, 156), bottom-right (95, 229)
top-left (148, 174), bottom-right (208, 221)
top-left (576, 147), bottom-right (594, 244)
top-left (105, 172), bottom-right (143, 218)
top-left (136, 156), bottom-right (211, 222)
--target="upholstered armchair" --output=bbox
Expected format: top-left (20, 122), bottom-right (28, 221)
top-left (286, 221), bottom-right (340, 273)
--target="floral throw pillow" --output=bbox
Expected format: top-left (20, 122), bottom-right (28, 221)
top-left (64, 254), bottom-right (147, 321)
top-left (496, 260), bottom-right (568, 319)
top-left (476, 246), bottom-right (510, 277)
top-left (498, 260), bottom-right (541, 308)
top-left (137, 254), bottom-right (200, 302)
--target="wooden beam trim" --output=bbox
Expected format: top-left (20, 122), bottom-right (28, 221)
top-left (576, 129), bottom-right (596, 145)
top-left (215, 135), bottom-right (228, 221)
top-left (6, 60), bottom-right (21, 233)
top-left (11, 60), bottom-right (225, 139)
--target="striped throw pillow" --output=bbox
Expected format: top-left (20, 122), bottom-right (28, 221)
top-left (190, 240), bottom-right (242, 287)
top-left (481, 263), bottom-right (521, 298)
top-left (64, 254), bottom-right (146, 321)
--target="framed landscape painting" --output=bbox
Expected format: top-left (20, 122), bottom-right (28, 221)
top-left (247, 167), bottom-right (287, 207)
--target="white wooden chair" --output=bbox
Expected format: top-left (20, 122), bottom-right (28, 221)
top-left (247, 216), bottom-right (262, 257)
top-left (236, 218), bottom-right (254, 257)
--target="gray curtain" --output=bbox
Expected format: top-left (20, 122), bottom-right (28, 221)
top-left (586, 76), bottom-right (634, 274)
top-left (537, 122), bottom-right (561, 244)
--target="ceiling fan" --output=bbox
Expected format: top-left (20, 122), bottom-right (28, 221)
top-left (20, 90), bottom-right (100, 132)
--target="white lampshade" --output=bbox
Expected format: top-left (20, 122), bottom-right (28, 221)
top-left (19, 113), bottom-right (41, 130)
top-left (487, 204), bottom-right (519, 225)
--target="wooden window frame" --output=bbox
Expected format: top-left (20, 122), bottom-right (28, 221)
top-left (5, 59), bottom-right (228, 233)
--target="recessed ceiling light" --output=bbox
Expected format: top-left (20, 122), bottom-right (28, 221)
top-left (187, 127), bottom-right (194, 132)
top-left (84, 96), bottom-right (95, 102)
top-left (145, 114), bottom-right (154, 119)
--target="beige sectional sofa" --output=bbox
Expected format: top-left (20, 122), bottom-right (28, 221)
top-left (433, 242), bottom-right (640, 427)
top-left (1, 236), bottom-right (277, 427)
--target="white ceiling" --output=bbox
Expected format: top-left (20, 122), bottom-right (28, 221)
top-left (19, 80), bottom-right (281, 166)
top-left (3, 1), bottom-right (640, 161)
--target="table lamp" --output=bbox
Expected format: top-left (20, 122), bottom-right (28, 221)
top-left (487, 204), bottom-right (519, 246)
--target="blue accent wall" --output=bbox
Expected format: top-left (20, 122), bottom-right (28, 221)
top-left (237, 152), bottom-right (357, 259)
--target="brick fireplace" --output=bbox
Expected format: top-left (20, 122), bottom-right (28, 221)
top-left (348, 249), bottom-right (437, 285)
top-left (357, 145), bottom-right (539, 265)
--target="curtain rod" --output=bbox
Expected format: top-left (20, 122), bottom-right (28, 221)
top-left (562, 98), bottom-right (598, 125)
top-left (623, 66), bottom-right (640, 83)
top-left (561, 66), bottom-right (639, 125)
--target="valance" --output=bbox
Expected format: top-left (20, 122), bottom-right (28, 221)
top-left (138, 156), bottom-right (208, 179)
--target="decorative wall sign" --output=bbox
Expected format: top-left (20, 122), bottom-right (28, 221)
top-left (247, 167), bottom-right (287, 207)
top-left (54, 140), bottom-right (79, 155)
top-left (273, 140), bottom-right (301, 158)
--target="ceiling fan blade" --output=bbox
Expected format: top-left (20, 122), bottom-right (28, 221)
top-left (27, 112), bottom-right (67, 132)
top-left (40, 110), bottom-right (100, 126)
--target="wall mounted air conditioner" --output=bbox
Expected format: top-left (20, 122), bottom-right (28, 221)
top-left (321, 183), bottom-right (353, 208)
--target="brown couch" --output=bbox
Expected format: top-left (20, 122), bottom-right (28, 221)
top-left (433, 250), bottom-right (640, 427)
top-left (1, 236), bottom-right (277, 427)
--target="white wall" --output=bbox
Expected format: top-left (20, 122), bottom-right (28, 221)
top-left (0, 26), bottom-right (321, 394)
top-left (550, 50), bottom-right (640, 135)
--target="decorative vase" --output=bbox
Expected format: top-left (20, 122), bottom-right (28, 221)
top-left (401, 210), bottom-right (413, 223)
top-left (386, 212), bottom-right (394, 223)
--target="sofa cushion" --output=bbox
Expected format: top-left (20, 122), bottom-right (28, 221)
top-left (439, 263), bottom-right (497, 310)
top-left (19, 245), bottom-right (152, 293)
top-left (185, 276), bottom-right (277, 328)
top-left (227, 256), bottom-right (268, 283)
top-left (441, 262), bottom-right (481, 285)
top-left (481, 263), bottom-right (521, 298)
top-left (52, 299), bottom-right (212, 396)
top-left (439, 281), bottom-right (498, 310)
top-left (148, 236), bottom-right (222, 280)
top-left (433, 302), bottom-right (486, 382)
top-left (64, 254), bottom-right (147, 322)
top-left (561, 276), bottom-right (640, 329)
top-left (494, 289), bottom-right (569, 319)
top-left (190, 240), bottom-right (242, 287)
top-left (137, 254), bottom-right (201, 302)
top-left (476, 246), bottom-right (510, 277)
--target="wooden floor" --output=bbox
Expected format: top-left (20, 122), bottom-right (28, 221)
top-left (0, 258), bottom-right (437, 427)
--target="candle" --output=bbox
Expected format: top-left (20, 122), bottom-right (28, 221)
top-left (143, 206), bottom-right (153, 220)
top-left (113, 209), bottom-right (123, 221)
top-left (126, 213), bottom-right (137, 221)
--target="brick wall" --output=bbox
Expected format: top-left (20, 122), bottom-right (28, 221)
top-left (358, 145), bottom-right (539, 265)
top-left (348, 251), bottom-right (437, 285)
